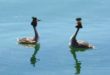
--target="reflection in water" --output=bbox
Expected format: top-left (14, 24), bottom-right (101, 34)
top-left (18, 43), bottom-right (36, 48)
top-left (69, 46), bottom-right (90, 75)
top-left (18, 43), bottom-right (40, 67)
top-left (30, 43), bottom-right (40, 67)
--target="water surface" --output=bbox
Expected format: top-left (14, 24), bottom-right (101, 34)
top-left (0, 0), bottom-right (110, 75)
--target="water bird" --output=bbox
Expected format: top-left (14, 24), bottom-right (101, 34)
top-left (17, 17), bottom-right (39, 44)
top-left (69, 18), bottom-right (94, 48)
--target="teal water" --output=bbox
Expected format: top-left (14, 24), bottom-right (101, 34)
top-left (0, 0), bottom-right (110, 75)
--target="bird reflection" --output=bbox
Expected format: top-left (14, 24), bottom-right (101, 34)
top-left (69, 46), bottom-right (90, 75)
top-left (30, 43), bottom-right (40, 67)
top-left (18, 42), bottom-right (40, 67)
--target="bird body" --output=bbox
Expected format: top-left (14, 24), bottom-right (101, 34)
top-left (17, 37), bottom-right (36, 44)
top-left (69, 39), bottom-right (93, 48)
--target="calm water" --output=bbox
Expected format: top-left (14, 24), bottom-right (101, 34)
top-left (0, 0), bottom-right (110, 75)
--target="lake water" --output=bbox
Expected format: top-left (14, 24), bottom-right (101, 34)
top-left (0, 0), bottom-right (110, 75)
